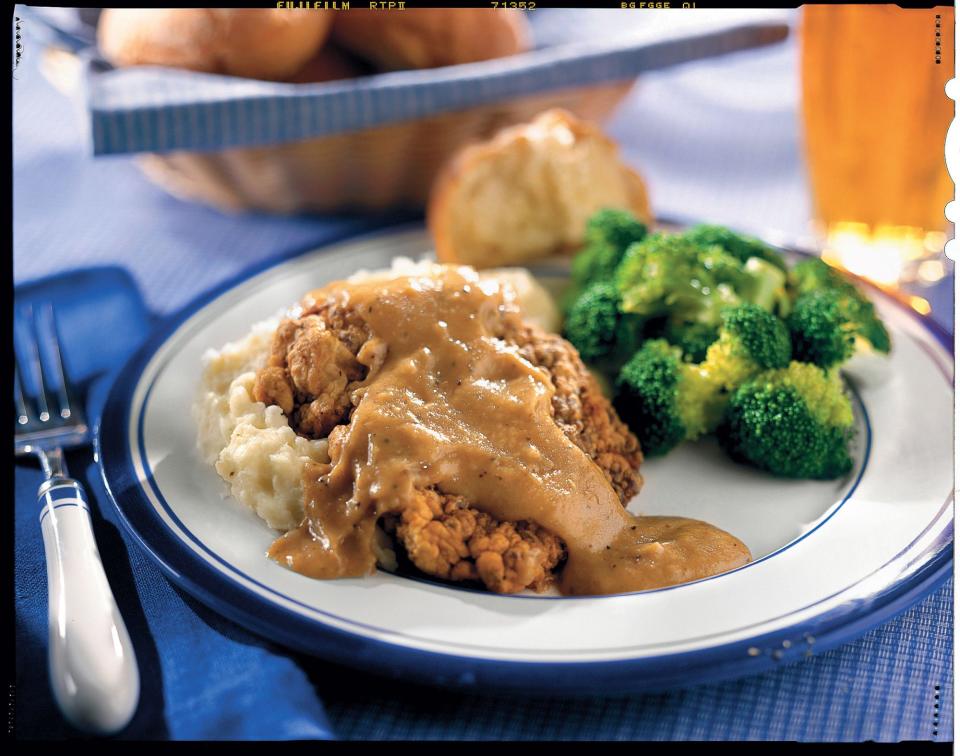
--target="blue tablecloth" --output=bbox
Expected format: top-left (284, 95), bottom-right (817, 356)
top-left (14, 8), bottom-right (953, 741)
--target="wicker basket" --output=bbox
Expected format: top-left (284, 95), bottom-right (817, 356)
top-left (136, 80), bottom-right (636, 214)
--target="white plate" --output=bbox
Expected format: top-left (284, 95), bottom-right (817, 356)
top-left (98, 226), bottom-right (954, 693)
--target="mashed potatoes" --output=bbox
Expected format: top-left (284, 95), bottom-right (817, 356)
top-left (193, 316), bottom-right (330, 531)
top-left (193, 258), bottom-right (560, 536)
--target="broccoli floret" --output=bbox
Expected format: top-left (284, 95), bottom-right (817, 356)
top-left (616, 234), bottom-right (790, 327)
top-left (743, 257), bottom-right (791, 317)
top-left (615, 340), bottom-right (723, 456)
top-left (625, 305), bottom-right (791, 447)
top-left (681, 225), bottom-right (790, 316)
top-left (717, 362), bottom-right (855, 479)
top-left (662, 319), bottom-right (720, 363)
top-left (702, 304), bottom-right (792, 390)
top-left (681, 224), bottom-right (788, 272)
top-left (789, 257), bottom-right (842, 293)
top-left (858, 315), bottom-right (892, 354)
top-left (586, 208), bottom-right (649, 253)
top-left (570, 209), bottom-right (648, 292)
top-left (787, 289), bottom-right (859, 368)
top-left (615, 234), bottom-right (747, 325)
top-left (564, 281), bottom-right (644, 365)
top-left (788, 258), bottom-right (891, 354)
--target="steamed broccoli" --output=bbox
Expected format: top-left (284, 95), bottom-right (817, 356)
top-left (789, 257), bottom-right (844, 294)
top-left (662, 319), bottom-right (720, 363)
top-left (787, 289), bottom-right (860, 368)
top-left (717, 362), bottom-right (856, 479)
top-left (702, 304), bottom-right (792, 390)
top-left (615, 340), bottom-right (723, 456)
top-left (570, 208), bottom-right (649, 293)
top-left (615, 234), bottom-right (789, 328)
top-left (612, 305), bottom-right (791, 456)
top-left (788, 258), bottom-right (891, 354)
top-left (564, 281), bottom-right (644, 365)
top-left (615, 235), bottom-right (745, 323)
top-left (681, 224), bottom-right (788, 272)
top-left (682, 225), bottom-right (790, 315)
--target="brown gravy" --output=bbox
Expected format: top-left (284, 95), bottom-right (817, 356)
top-left (268, 267), bottom-right (750, 595)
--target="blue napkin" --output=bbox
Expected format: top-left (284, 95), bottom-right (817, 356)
top-left (13, 268), bottom-right (335, 740)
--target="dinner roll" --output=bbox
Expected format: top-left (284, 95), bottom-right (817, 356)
top-left (286, 45), bottom-right (369, 84)
top-left (330, 9), bottom-right (530, 70)
top-left (97, 8), bottom-right (333, 81)
top-left (428, 109), bottom-right (653, 268)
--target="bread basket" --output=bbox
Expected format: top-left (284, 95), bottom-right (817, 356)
top-left (27, 8), bottom-right (788, 214)
top-left (137, 81), bottom-right (634, 213)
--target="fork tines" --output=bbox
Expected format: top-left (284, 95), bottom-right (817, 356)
top-left (14, 304), bottom-right (80, 431)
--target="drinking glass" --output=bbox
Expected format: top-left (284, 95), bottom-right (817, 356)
top-left (800, 4), bottom-right (954, 297)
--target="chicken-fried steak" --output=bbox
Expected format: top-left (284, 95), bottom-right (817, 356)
top-left (253, 275), bottom-right (642, 593)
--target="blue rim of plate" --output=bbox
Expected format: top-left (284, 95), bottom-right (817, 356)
top-left (97, 221), bottom-right (954, 694)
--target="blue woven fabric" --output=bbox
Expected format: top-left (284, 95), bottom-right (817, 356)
top-left (23, 8), bottom-right (787, 155)
top-left (14, 305), bottom-right (336, 740)
top-left (13, 8), bottom-right (953, 741)
top-left (318, 582), bottom-right (954, 741)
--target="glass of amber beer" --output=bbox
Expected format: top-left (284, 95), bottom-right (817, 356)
top-left (800, 4), bottom-right (954, 292)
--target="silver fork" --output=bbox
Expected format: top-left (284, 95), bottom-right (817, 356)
top-left (15, 303), bottom-right (140, 734)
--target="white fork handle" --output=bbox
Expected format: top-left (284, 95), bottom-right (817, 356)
top-left (39, 478), bottom-right (140, 734)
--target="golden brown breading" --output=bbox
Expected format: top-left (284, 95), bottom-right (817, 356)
top-left (253, 314), bottom-right (365, 438)
top-left (389, 489), bottom-right (565, 594)
top-left (252, 365), bottom-right (294, 416)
